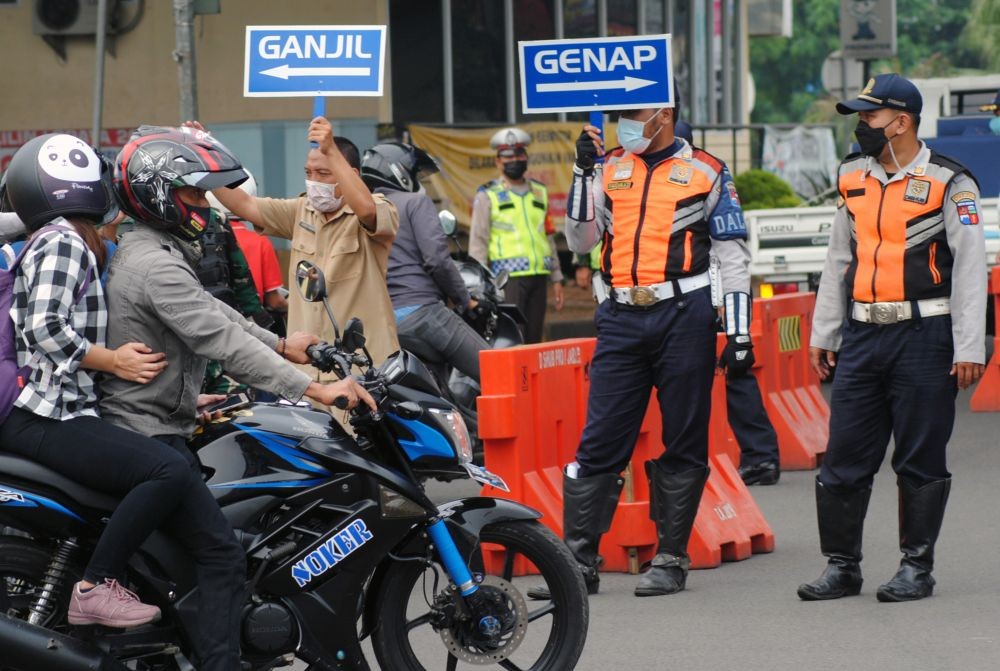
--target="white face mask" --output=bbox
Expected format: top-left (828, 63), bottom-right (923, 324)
top-left (616, 108), bottom-right (664, 155)
top-left (305, 179), bottom-right (343, 213)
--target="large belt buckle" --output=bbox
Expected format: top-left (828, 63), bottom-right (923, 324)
top-left (630, 286), bottom-right (657, 306)
top-left (869, 302), bottom-right (898, 325)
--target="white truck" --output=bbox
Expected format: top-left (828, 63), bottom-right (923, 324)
top-left (747, 197), bottom-right (1000, 295)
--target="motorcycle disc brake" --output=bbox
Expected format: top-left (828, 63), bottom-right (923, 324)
top-left (438, 575), bottom-right (529, 665)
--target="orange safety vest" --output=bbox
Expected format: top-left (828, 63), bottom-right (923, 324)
top-left (601, 147), bottom-right (721, 288)
top-left (839, 152), bottom-right (967, 303)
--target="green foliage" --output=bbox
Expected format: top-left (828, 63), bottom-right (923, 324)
top-left (734, 170), bottom-right (801, 210)
top-left (964, 0), bottom-right (1000, 69)
top-left (751, 0), bottom-right (984, 123)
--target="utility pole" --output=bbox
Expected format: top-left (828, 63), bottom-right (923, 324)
top-left (91, 0), bottom-right (109, 148)
top-left (173, 0), bottom-right (198, 121)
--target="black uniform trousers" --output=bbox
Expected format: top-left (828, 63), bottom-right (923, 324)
top-left (575, 286), bottom-right (717, 477)
top-left (819, 314), bottom-right (956, 491)
top-left (503, 274), bottom-right (549, 344)
top-left (726, 371), bottom-right (780, 467)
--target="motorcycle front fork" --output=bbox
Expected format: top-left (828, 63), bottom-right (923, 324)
top-left (425, 520), bottom-right (479, 597)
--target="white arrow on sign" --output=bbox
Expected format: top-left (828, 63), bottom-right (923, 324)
top-left (536, 76), bottom-right (657, 93)
top-left (260, 64), bottom-right (371, 80)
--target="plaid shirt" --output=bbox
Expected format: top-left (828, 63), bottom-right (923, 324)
top-left (10, 222), bottom-right (104, 419)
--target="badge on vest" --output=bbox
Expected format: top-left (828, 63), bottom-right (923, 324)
top-left (612, 161), bottom-right (634, 180)
top-left (903, 179), bottom-right (930, 205)
top-left (607, 180), bottom-right (632, 191)
top-left (667, 164), bottom-right (692, 186)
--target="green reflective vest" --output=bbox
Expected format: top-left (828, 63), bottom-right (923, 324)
top-left (483, 179), bottom-right (553, 277)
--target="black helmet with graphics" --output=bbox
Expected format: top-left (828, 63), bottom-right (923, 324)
top-left (3, 133), bottom-right (118, 232)
top-left (114, 125), bottom-right (247, 240)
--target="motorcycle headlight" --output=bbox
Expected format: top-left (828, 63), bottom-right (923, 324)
top-left (428, 408), bottom-right (473, 464)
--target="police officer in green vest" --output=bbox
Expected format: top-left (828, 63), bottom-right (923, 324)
top-left (470, 127), bottom-right (564, 343)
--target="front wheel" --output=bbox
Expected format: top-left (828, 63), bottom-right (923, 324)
top-left (371, 520), bottom-right (588, 670)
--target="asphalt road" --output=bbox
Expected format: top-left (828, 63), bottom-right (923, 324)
top-left (386, 384), bottom-right (999, 671)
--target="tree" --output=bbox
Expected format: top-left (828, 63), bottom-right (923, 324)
top-left (751, 0), bottom-right (984, 123)
top-left (964, 0), bottom-right (1000, 69)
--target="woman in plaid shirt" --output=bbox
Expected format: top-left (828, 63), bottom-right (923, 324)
top-left (0, 135), bottom-right (195, 628)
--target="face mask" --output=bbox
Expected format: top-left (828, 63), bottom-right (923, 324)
top-left (990, 116), bottom-right (1000, 136)
top-left (306, 179), bottom-right (343, 213)
top-left (616, 109), bottom-right (664, 155)
top-left (502, 159), bottom-right (528, 181)
top-left (854, 116), bottom-right (900, 158)
top-left (175, 204), bottom-right (215, 241)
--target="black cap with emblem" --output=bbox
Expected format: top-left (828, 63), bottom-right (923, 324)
top-left (836, 73), bottom-right (923, 115)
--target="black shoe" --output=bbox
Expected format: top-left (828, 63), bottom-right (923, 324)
top-left (527, 471), bottom-right (624, 601)
top-left (738, 460), bottom-right (780, 486)
top-left (876, 477), bottom-right (950, 603)
top-left (634, 554), bottom-right (688, 597)
top-left (527, 561), bottom-right (600, 600)
top-left (797, 561), bottom-right (863, 600)
top-left (798, 479), bottom-right (871, 601)
top-left (876, 563), bottom-right (934, 602)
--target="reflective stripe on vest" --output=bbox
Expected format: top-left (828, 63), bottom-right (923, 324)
top-left (839, 155), bottom-right (956, 303)
top-left (601, 149), bottom-right (718, 288)
top-left (485, 181), bottom-right (553, 277)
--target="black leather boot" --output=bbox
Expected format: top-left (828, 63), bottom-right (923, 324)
top-left (527, 470), bottom-right (624, 600)
top-left (877, 477), bottom-right (950, 603)
top-left (634, 462), bottom-right (709, 597)
top-left (797, 479), bottom-right (871, 600)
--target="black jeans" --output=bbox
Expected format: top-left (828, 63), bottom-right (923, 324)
top-left (0, 408), bottom-right (192, 584)
top-left (153, 434), bottom-right (246, 671)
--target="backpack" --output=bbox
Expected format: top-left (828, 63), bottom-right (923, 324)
top-left (1, 224), bottom-right (93, 424)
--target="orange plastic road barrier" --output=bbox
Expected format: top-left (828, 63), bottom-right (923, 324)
top-left (477, 338), bottom-right (774, 575)
top-left (752, 293), bottom-right (828, 470)
top-left (971, 266), bottom-right (1000, 412)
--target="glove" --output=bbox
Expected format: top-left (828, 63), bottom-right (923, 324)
top-left (575, 130), bottom-right (598, 171)
top-left (718, 335), bottom-right (755, 379)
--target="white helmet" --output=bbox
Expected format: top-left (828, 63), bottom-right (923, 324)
top-left (489, 127), bottom-right (531, 154)
top-left (206, 169), bottom-right (258, 215)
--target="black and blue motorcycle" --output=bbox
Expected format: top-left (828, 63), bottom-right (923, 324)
top-left (0, 261), bottom-right (588, 670)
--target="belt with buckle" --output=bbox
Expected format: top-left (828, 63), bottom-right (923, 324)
top-left (609, 272), bottom-right (711, 307)
top-left (851, 298), bottom-right (950, 325)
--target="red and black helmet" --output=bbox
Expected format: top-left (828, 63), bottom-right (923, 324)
top-left (113, 125), bottom-right (247, 237)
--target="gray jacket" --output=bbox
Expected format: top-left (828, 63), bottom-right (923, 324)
top-left (378, 187), bottom-right (470, 310)
top-left (100, 224), bottom-right (311, 438)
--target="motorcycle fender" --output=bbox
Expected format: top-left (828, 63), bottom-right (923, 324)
top-left (360, 497), bottom-right (541, 640)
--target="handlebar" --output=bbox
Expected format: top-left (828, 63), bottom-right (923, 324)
top-left (305, 342), bottom-right (384, 415)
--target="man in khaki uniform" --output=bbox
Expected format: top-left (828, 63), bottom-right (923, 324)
top-left (192, 117), bottom-right (400, 368)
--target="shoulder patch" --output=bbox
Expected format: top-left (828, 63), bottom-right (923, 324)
top-left (950, 190), bottom-right (976, 204)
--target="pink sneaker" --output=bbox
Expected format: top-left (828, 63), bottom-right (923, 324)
top-left (67, 579), bottom-right (160, 628)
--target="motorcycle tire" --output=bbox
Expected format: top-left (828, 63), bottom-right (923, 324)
top-left (371, 519), bottom-right (588, 670)
top-left (0, 536), bottom-right (77, 628)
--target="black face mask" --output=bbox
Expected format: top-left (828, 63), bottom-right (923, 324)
top-left (854, 118), bottom-right (896, 158)
top-left (174, 204), bottom-right (214, 241)
top-left (502, 160), bottom-right (528, 180)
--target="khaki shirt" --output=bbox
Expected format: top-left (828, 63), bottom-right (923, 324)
top-left (255, 194), bottom-right (400, 375)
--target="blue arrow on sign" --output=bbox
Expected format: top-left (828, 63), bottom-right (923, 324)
top-left (519, 35), bottom-right (673, 114)
top-left (244, 25), bottom-right (386, 97)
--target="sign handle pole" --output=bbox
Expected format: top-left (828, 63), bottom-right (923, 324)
top-left (589, 111), bottom-right (604, 165)
top-left (310, 95), bottom-right (326, 148)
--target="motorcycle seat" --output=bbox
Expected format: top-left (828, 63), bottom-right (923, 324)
top-left (0, 454), bottom-right (119, 511)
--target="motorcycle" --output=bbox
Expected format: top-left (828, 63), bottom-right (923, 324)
top-left (0, 260), bottom-right (588, 671)
top-left (406, 211), bottom-right (526, 457)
